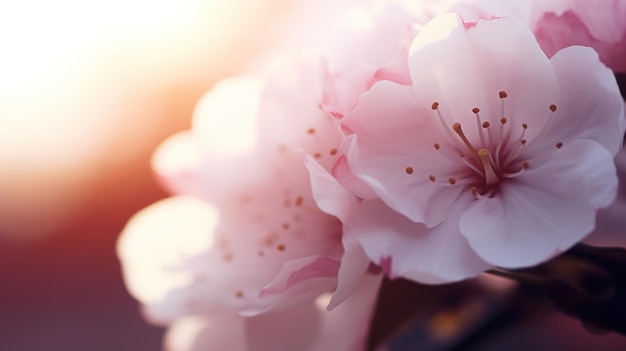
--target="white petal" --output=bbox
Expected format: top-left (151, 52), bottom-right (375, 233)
top-left (460, 139), bottom-right (617, 267)
top-left (409, 14), bottom-right (559, 140)
top-left (353, 198), bottom-right (490, 284)
top-left (527, 45), bottom-right (625, 156)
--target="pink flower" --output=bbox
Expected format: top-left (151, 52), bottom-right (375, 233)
top-left (118, 54), bottom-right (380, 348)
top-left (164, 274), bottom-right (382, 351)
top-left (119, 197), bottom-right (382, 351)
top-left (336, 14), bottom-right (625, 281)
top-left (532, 0), bottom-right (626, 72)
top-left (447, 0), bottom-right (626, 72)
top-left (321, 2), bottom-right (418, 118)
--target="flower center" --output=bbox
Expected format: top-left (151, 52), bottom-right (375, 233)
top-left (422, 91), bottom-right (560, 198)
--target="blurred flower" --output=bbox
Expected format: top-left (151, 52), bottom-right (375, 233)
top-left (532, 0), bottom-right (626, 72)
top-left (119, 55), bottom-right (381, 349)
top-left (447, 0), bottom-right (626, 72)
top-left (164, 274), bottom-right (381, 351)
top-left (332, 14), bottom-right (624, 282)
top-left (321, 1), bottom-right (417, 118)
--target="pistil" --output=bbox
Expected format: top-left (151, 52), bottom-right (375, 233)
top-left (477, 149), bottom-right (499, 186)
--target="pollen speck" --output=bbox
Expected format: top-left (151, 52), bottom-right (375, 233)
top-left (277, 244), bottom-right (286, 251)
top-left (307, 128), bottom-right (316, 134)
top-left (556, 142), bottom-right (563, 149)
top-left (522, 123), bottom-right (528, 129)
top-left (482, 121), bottom-right (490, 128)
top-left (472, 107), bottom-right (480, 114)
top-left (448, 177), bottom-right (456, 185)
top-left (500, 117), bottom-right (507, 124)
top-left (405, 167), bottom-right (414, 175)
top-left (314, 152), bottom-right (322, 158)
top-left (258, 250), bottom-right (265, 257)
top-left (295, 196), bottom-right (303, 207)
top-left (429, 175), bottom-right (436, 182)
top-left (282, 222), bottom-right (290, 230)
top-left (522, 162), bottom-right (529, 169)
top-left (549, 104), bottom-right (557, 112)
top-left (431, 101), bottom-right (439, 110)
top-left (521, 139), bottom-right (527, 145)
top-left (434, 143), bottom-right (440, 150)
top-left (499, 91), bottom-right (508, 99)
top-left (235, 290), bottom-right (244, 298)
top-left (330, 148), bottom-right (338, 156)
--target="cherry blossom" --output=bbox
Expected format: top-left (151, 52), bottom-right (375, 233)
top-left (532, 0), bottom-right (626, 72)
top-left (119, 196), bottom-right (382, 351)
top-left (447, 0), bottom-right (626, 72)
top-left (337, 14), bottom-right (625, 281)
top-left (321, 1), bottom-right (418, 118)
top-left (164, 274), bottom-right (381, 351)
top-left (118, 53), bottom-right (381, 350)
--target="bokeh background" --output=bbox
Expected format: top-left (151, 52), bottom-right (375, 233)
top-left (0, 1), bottom-right (625, 350)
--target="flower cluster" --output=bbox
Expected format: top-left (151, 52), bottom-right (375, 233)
top-left (118, 0), bottom-right (626, 349)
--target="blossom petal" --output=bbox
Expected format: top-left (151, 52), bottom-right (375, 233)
top-left (527, 45), bottom-right (625, 156)
top-left (460, 139), bottom-right (618, 267)
top-left (323, 2), bottom-right (416, 117)
top-left (254, 255), bottom-right (340, 314)
top-left (116, 196), bottom-right (219, 324)
top-left (165, 315), bottom-right (246, 351)
top-left (304, 154), bottom-right (372, 309)
top-left (310, 274), bottom-right (383, 351)
top-left (353, 198), bottom-right (490, 284)
top-left (152, 132), bottom-right (203, 197)
top-left (245, 301), bottom-right (322, 351)
top-left (342, 80), bottom-right (465, 226)
top-left (409, 14), bottom-right (559, 140)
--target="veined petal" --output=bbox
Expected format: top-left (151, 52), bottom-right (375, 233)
top-left (342, 80), bottom-right (465, 226)
top-left (461, 139), bottom-right (617, 267)
top-left (409, 14), bottom-right (559, 140)
top-left (526, 45), bottom-right (625, 156)
top-left (353, 198), bottom-right (490, 284)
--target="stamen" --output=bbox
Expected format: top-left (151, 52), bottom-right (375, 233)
top-left (448, 177), bottom-right (457, 185)
top-left (434, 143), bottom-right (440, 150)
top-left (500, 118), bottom-right (507, 125)
top-left (477, 149), bottom-right (499, 186)
top-left (452, 123), bottom-right (477, 155)
top-left (405, 167), bottom-right (414, 175)
top-left (429, 175), bottom-right (436, 182)
top-left (500, 123), bottom-right (528, 166)
top-left (474, 108), bottom-right (487, 147)
top-left (549, 104), bottom-right (557, 112)
top-left (499, 91), bottom-right (507, 120)
top-left (461, 154), bottom-right (484, 176)
top-left (556, 142), bottom-right (563, 149)
top-left (432, 102), bottom-right (459, 145)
